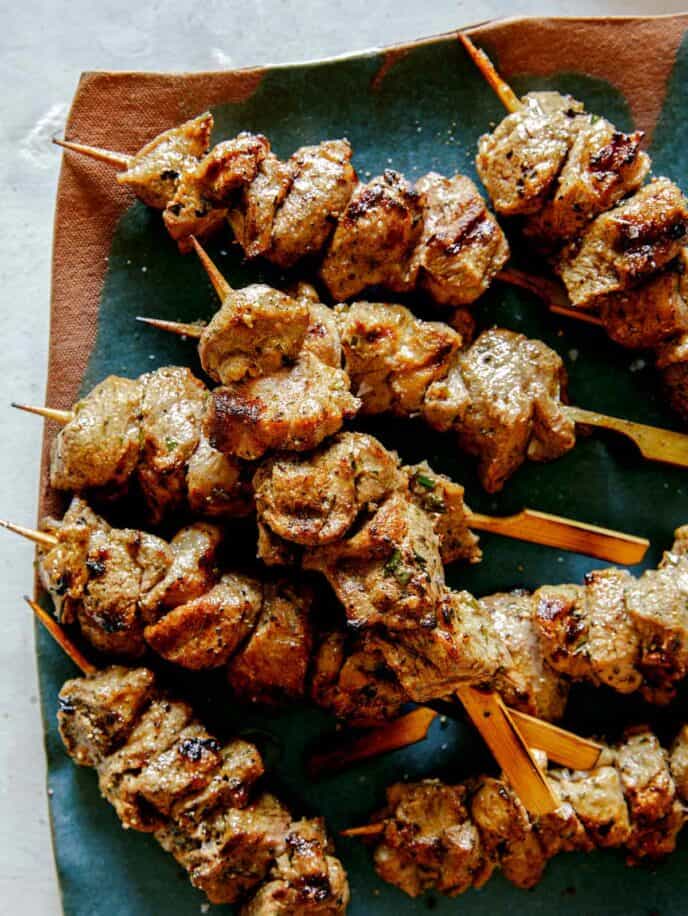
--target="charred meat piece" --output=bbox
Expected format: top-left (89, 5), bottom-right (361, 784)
top-left (405, 462), bottom-right (481, 564)
top-left (228, 151), bottom-right (293, 259)
top-left (476, 92), bottom-right (586, 216)
top-left (483, 590), bottom-right (569, 721)
top-left (321, 171), bottom-right (423, 300)
top-left (557, 178), bottom-right (688, 307)
top-left (658, 332), bottom-right (688, 422)
top-left (117, 112), bottom-right (213, 209)
top-left (39, 498), bottom-right (172, 656)
top-left (414, 173), bottom-right (509, 305)
top-left (186, 434), bottom-right (255, 518)
top-left (670, 725), bottom-right (688, 802)
top-left (198, 285), bottom-right (310, 384)
top-left (253, 432), bottom-right (403, 547)
top-left (226, 581), bottom-right (314, 704)
top-left (523, 119), bottom-right (649, 250)
top-left (269, 140), bottom-right (357, 268)
top-left (304, 492), bottom-right (445, 631)
top-left (336, 300), bottom-right (462, 416)
top-left (206, 353), bottom-right (359, 460)
top-left (49, 375), bottom-right (142, 496)
top-left (375, 781), bottom-right (486, 898)
top-left (144, 573), bottom-right (264, 670)
top-left (551, 763), bottom-right (631, 848)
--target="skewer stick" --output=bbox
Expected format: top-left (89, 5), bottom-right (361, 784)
top-left (341, 823), bottom-right (384, 838)
top-left (190, 236), bottom-right (232, 299)
top-left (454, 686), bottom-right (559, 815)
top-left (53, 137), bottom-right (131, 170)
top-left (308, 708), bottom-right (436, 778)
top-left (566, 406), bottom-right (688, 469)
top-left (468, 508), bottom-right (648, 565)
top-left (136, 316), bottom-right (205, 339)
top-left (11, 402), bottom-right (74, 424)
top-left (458, 34), bottom-right (522, 114)
top-left (508, 709), bottom-right (602, 770)
top-left (498, 268), bottom-right (605, 327)
top-left (24, 596), bottom-right (97, 676)
top-left (0, 519), bottom-right (57, 549)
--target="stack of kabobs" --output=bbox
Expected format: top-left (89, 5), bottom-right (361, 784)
top-left (9, 29), bottom-right (688, 909)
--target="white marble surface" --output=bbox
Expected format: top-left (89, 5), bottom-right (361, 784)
top-left (2, 2), bottom-right (686, 912)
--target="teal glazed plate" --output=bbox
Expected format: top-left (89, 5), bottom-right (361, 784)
top-left (39, 14), bottom-right (688, 915)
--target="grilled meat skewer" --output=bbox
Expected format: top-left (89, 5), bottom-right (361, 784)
top-left (461, 34), bottom-right (688, 422)
top-left (361, 723), bottom-right (688, 900)
top-left (55, 116), bottom-right (509, 308)
top-left (28, 598), bottom-right (349, 912)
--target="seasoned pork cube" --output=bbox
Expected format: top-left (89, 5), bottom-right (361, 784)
top-left (321, 171), bottom-right (423, 300)
top-left (483, 591), bottom-right (569, 721)
top-left (139, 522), bottom-right (223, 624)
top-left (310, 631), bottom-right (407, 723)
top-left (144, 573), bottom-right (264, 670)
top-left (658, 332), bottom-right (688, 422)
top-left (557, 178), bottom-right (688, 307)
top-left (198, 285), bottom-right (310, 384)
top-left (49, 375), bottom-right (142, 495)
top-left (585, 568), bottom-right (642, 692)
top-left (228, 151), bottom-right (293, 258)
top-left (414, 173), bottom-right (509, 305)
top-left (256, 521), bottom-right (302, 569)
top-left (269, 139), bottom-right (356, 268)
top-left (206, 353), bottom-right (359, 460)
top-left (117, 112), bottom-right (213, 209)
top-left (186, 435), bottom-right (255, 518)
top-left (253, 433), bottom-right (403, 547)
top-left (476, 92), bottom-right (585, 216)
top-left (375, 781), bottom-right (486, 898)
top-left (670, 725), bottom-right (688, 802)
top-left (336, 300), bottom-right (462, 415)
top-left (304, 493), bottom-right (445, 630)
top-left (136, 367), bottom-right (208, 523)
top-left (470, 776), bottom-right (547, 888)
top-left (368, 590), bottom-right (505, 701)
top-left (226, 581), bottom-right (313, 703)
top-left (550, 764), bottom-right (631, 847)
top-left (245, 818), bottom-right (350, 914)
top-left (57, 666), bottom-right (155, 766)
top-left (406, 462), bottom-right (481, 564)
top-left (523, 120), bottom-right (649, 249)
top-left (450, 329), bottom-right (576, 492)
top-left (534, 584), bottom-right (594, 680)
top-left (301, 300), bottom-right (343, 368)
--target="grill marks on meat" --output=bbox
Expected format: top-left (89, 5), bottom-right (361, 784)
top-left (373, 725), bottom-right (688, 899)
top-left (110, 113), bottom-right (507, 306)
top-left (49, 367), bottom-right (254, 523)
top-left (57, 667), bottom-right (348, 910)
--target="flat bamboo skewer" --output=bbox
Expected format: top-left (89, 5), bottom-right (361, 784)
top-left (458, 33), bottom-right (522, 114)
top-left (25, 596), bottom-right (96, 676)
top-left (0, 519), bottom-right (57, 549)
top-left (53, 137), bottom-right (131, 170)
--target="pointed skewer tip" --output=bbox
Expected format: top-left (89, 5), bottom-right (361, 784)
top-left (190, 235), bottom-right (232, 300)
top-left (135, 315), bottom-right (204, 339)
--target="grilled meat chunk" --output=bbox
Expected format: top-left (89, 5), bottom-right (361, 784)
top-left (304, 492), bottom-right (445, 630)
top-left (228, 151), bottom-right (293, 259)
top-left (552, 763), bottom-right (631, 847)
top-left (117, 112), bottom-right (213, 209)
top-left (321, 171), bottom-right (423, 300)
top-left (429, 329), bottom-right (575, 493)
top-left (206, 353), bottom-right (359, 460)
top-left (375, 781), bottom-right (485, 898)
top-left (405, 462), bottom-right (481, 564)
top-left (186, 434), bottom-right (254, 517)
top-left (414, 173), bottom-right (509, 305)
top-left (599, 252), bottom-right (688, 349)
top-left (49, 375), bottom-right (142, 496)
top-left (483, 590), bottom-right (569, 720)
top-left (476, 92), bottom-right (586, 216)
top-left (40, 498), bottom-right (172, 656)
top-left (268, 139), bottom-right (356, 268)
top-left (226, 581), bottom-right (313, 703)
top-left (144, 573), bottom-right (264, 670)
top-left (670, 726), bottom-right (688, 802)
top-left (198, 285), bottom-right (310, 384)
top-left (253, 433), bottom-right (403, 547)
top-left (658, 332), bottom-right (688, 422)
top-left (523, 120), bottom-right (649, 250)
top-left (336, 300), bottom-right (462, 416)
top-left (557, 178), bottom-right (688, 307)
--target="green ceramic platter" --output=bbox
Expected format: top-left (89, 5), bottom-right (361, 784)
top-left (37, 20), bottom-right (688, 915)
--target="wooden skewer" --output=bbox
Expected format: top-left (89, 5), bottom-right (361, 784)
top-left (53, 137), bottom-right (131, 170)
top-left (136, 316), bottom-right (205, 338)
top-left (190, 236), bottom-right (232, 299)
top-left (0, 519), bottom-right (57, 549)
top-left (468, 508), bottom-right (647, 565)
top-left (11, 402), bottom-right (74, 424)
top-left (308, 708), bottom-right (436, 779)
top-left (508, 709), bottom-right (602, 769)
top-left (341, 823), bottom-right (384, 838)
top-left (458, 33), bottom-right (522, 114)
top-left (499, 267), bottom-right (605, 327)
top-left (454, 686), bottom-right (558, 815)
top-left (24, 596), bottom-right (97, 676)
